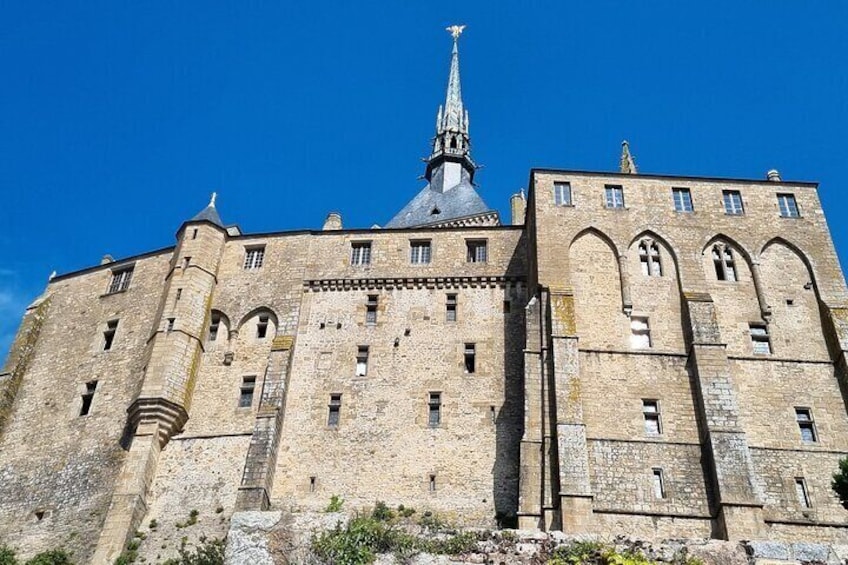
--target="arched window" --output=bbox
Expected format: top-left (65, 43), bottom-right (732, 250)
top-left (638, 240), bottom-right (662, 277)
top-left (712, 244), bottom-right (737, 281)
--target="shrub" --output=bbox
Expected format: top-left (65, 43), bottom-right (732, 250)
top-left (370, 501), bottom-right (394, 522)
top-left (325, 495), bottom-right (344, 513)
top-left (0, 545), bottom-right (16, 565)
top-left (23, 550), bottom-right (73, 565)
top-left (161, 537), bottom-right (224, 565)
top-left (833, 456), bottom-right (848, 509)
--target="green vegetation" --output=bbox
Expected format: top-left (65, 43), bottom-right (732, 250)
top-left (176, 509), bottom-right (200, 529)
top-left (545, 541), bottom-right (702, 565)
top-left (161, 537), bottom-right (225, 565)
top-left (0, 546), bottom-right (17, 565)
top-left (0, 546), bottom-right (75, 565)
top-left (325, 495), bottom-right (344, 513)
top-left (833, 456), bottom-right (848, 508)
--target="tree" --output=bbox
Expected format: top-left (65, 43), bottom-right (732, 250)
top-left (832, 457), bottom-right (848, 509)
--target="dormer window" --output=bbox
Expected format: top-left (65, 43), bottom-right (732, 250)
top-left (431, 207), bottom-right (441, 216)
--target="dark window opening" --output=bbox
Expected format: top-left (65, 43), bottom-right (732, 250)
top-left (328, 394), bottom-right (342, 427)
top-left (183, 257), bottom-right (191, 270)
top-left (166, 318), bottom-right (175, 332)
top-left (446, 294), bottom-right (457, 322)
top-left (80, 381), bottom-right (98, 416)
top-left (464, 343), bottom-right (476, 374)
top-left (428, 392), bottom-right (441, 428)
top-left (429, 474), bottom-right (437, 492)
top-left (103, 320), bottom-right (118, 351)
top-left (355, 346), bottom-right (369, 377)
top-left (192, 228), bottom-right (198, 239)
top-left (209, 314), bottom-right (221, 341)
top-left (366, 295), bottom-right (378, 325)
top-left (257, 315), bottom-right (269, 339)
top-left (309, 476), bottom-right (316, 493)
top-left (239, 376), bottom-right (256, 408)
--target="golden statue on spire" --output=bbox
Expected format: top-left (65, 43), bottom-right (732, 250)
top-left (446, 24), bottom-right (466, 40)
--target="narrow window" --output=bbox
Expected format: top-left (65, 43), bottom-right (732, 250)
top-left (429, 474), bottom-right (437, 492)
top-left (175, 288), bottom-right (182, 302)
top-left (80, 381), bottom-right (97, 416)
top-left (639, 242), bottom-right (650, 276)
top-left (446, 293), bottom-right (457, 322)
top-left (723, 190), bottom-right (744, 215)
top-left (464, 343), bottom-right (476, 374)
top-left (107, 266), bottom-right (134, 294)
top-left (102, 320), bottom-right (118, 351)
top-left (554, 182), bottom-right (572, 206)
top-left (605, 185), bottom-right (625, 209)
top-left (166, 318), bottom-right (175, 332)
top-left (183, 256), bottom-right (191, 270)
top-left (309, 476), bottom-right (316, 493)
top-left (749, 324), bottom-right (771, 355)
top-left (239, 376), bottom-right (256, 408)
top-left (795, 408), bottom-right (817, 443)
top-left (466, 240), bottom-right (488, 263)
top-left (209, 314), bottom-right (221, 342)
top-left (643, 400), bottom-right (661, 435)
top-left (365, 295), bottom-right (378, 325)
top-left (723, 248), bottom-right (736, 281)
top-left (256, 315), bottom-right (269, 339)
top-left (244, 246), bottom-right (265, 270)
top-left (503, 300), bottom-right (511, 314)
top-left (355, 346), bottom-right (369, 377)
top-left (410, 241), bottom-right (432, 265)
top-left (672, 187), bottom-right (693, 212)
top-left (649, 243), bottom-right (662, 276)
top-left (192, 228), bottom-right (198, 240)
top-left (351, 242), bottom-right (372, 266)
top-left (712, 245), bottom-right (737, 282)
top-left (795, 478), bottom-right (811, 508)
top-left (652, 468), bottom-right (666, 499)
top-left (428, 392), bottom-right (441, 428)
top-left (630, 317), bottom-right (651, 349)
top-left (778, 194), bottom-right (800, 218)
top-left (328, 394), bottom-right (342, 427)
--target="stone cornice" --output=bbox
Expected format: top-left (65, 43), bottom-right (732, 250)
top-left (304, 275), bottom-right (525, 292)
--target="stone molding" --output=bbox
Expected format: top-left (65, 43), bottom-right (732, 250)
top-left (304, 275), bottom-right (525, 292)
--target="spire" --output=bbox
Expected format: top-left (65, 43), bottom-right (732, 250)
top-left (620, 140), bottom-right (638, 174)
top-left (425, 25), bottom-right (475, 187)
top-left (188, 192), bottom-right (224, 228)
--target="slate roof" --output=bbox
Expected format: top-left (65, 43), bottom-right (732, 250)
top-left (189, 204), bottom-right (224, 227)
top-left (385, 179), bottom-right (496, 229)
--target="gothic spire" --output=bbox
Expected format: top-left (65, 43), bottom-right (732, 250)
top-left (620, 140), bottom-right (638, 175)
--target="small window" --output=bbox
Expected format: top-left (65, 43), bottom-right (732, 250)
top-left (80, 381), bottom-right (98, 416)
top-left (365, 295), bottom-right (378, 325)
top-left (464, 343), bottom-right (476, 374)
top-left (351, 242), bottom-right (372, 266)
top-left (503, 300), bottom-right (511, 314)
top-left (672, 188), bottom-right (693, 212)
top-left (643, 400), bottom-right (661, 435)
top-left (723, 190), bottom-right (744, 215)
top-left (191, 228), bottom-right (198, 240)
top-left (355, 346), bottom-right (369, 377)
top-left (652, 468), bottom-right (666, 499)
top-left (102, 320), bottom-right (118, 351)
top-left (554, 182), bottom-right (572, 206)
top-left (638, 241), bottom-right (662, 277)
top-left (256, 315), bottom-right (269, 339)
top-left (711, 244), bottom-right (737, 282)
top-left (429, 474), bottom-right (437, 492)
top-left (795, 478), bottom-right (811, 508)
top-left (605, 185), bottom-right (625, 209)
top-left (428, 392), bottom-right (441, 428)
top-left (630, 317), bottom-right (651, 349)
top-left (795, 408), bottom-right (817, 443)
top-left (328, 394), bottom-right (342, 427)
top-left (175, 288), bottom-right (182, 302)
top-left (750, 324), bottom-right (771, 355)
top-left (309, 476), bottom-right (316, 493)
top-left (778, 194), bottom-right (800, 218)
top-left (466, 240), bottom-right (488, 263)
top-left (183, 257), bottom-right (192, 270)
top-left (446, 294), bottom-right (457, 322)
top-left (410, 241), bottom-right (432, 265)
top-left (209, 314), bottom-right (221, 342)
top-left (239, 376), bottom-right (256, 408)
top-left (166, 318), bottom-right (175, 332)
top-left (107, 267), bottom-right (133, 294)
top-left (244, 246), bottom-right (265, 270)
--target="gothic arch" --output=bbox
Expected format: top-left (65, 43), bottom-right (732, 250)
top-left (237, 307), bottom-right (279, 334)
top-left (570, 226), bottom-right (624, 259)
top-left (701, 233), bottom-right (755, 267)
top-left (760, 237), bottom-right (820, 294)
top-left (628, 230), bottom-right (682, 273)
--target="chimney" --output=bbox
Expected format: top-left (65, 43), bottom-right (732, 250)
top-left (510, 190), bottom-right (526, 226)
top-left (766, 169), bottom-right (781, 182)
top-left (323, 212), bottom-right (342, 231)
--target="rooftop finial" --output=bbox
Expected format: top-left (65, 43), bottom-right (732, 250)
top-left (620, 140), bottom-right (638, 175)
top-left (209, 192), bottom-right (217, 207)
top-left (446, 24), bottom-right (466, 41)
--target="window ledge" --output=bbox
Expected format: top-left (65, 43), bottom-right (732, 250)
top-left (555, 204), bottom-right (575, 208)
top-left (779, 215), bottom-right (803, 220)
top-left (603, 207), bottom-right (629, 211)
top-left (100, 289), bottom-right (129, 298)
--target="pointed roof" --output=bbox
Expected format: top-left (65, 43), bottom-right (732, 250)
top-left (189, 192), bottom-right (224, 227)
top-left (385, 179), bottom-right (494, 229)
top-left (620, 140), bottom-right (638, 174)
top-left (439, 27), bottom-right (467, 136)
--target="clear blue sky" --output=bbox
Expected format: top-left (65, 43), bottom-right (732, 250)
top-left (2, 2), bottom-right (847, 358)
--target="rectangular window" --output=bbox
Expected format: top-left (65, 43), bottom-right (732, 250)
top-left (80, 381), bottom-right (97, 416)
top-left (410, 241), bottom-right (432, 265)
top-left (244, 246), bottom-right (265, 270)
top-left (554, 182), bottom-right (572, 206)
top-left (256, 315), bottom-right (269, 339)
top-left (464, 343), bottom-right (476, 374)
top-left (309, 476), bottom-right (316, 493)
top-left (778, 194), bottom-right (800, 218)
top-left (672, 188), bottom-right (693, 212)
top-left (166, 318), bottom-right (175, 332)
top-left (239, 376), bottom-right (256, 408)
top-left (604, 185), bottom-right (625, 209)
top-left (191, 228), bottom-right (198, 240)
top-left (429, 474), bottom-right (437, 492)
top-left (175, 288), bottom-right (182, 302)
top-left (466, 240), bottom-right (488, 263)
top-left (209, 314), bottom-right (221, 341)
top-left (630, 317), bottom-right (651, 349)
top-left (795, 478), bottom-right (811, 508)
top-left (503, 300), bottom-right (511, 314)
top-left (446, 294), bottom-right (457, 322)
top-left (351, 242), bottom-right (372, 266)
top-left (643, 400), bottom-right (661, 435)
top-left (795, 408), bottom-right (817, 443)
top-left (652, 468), bottom-right (666, 499)
top-left (723, 190), bottom-right (744, 215)
top-left (428, 392), bottom-right (441, 428)
top-left (107, 267), bottom-right (133, 294)
top-left (103, 320), bottom-right (118, 351)
top-left (365, 295), bottom-right (378, 325)
top-left (328, 394), bottom-right (341, 427)
top-left (355, 346), bottom-right (369, 376)
top-left (750, 324), bottom-right (771, 355)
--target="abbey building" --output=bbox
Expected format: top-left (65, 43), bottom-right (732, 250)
top-left (2, 30), bottom-right (848, 563)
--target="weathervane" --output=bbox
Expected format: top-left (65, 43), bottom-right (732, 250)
top-left (446, 24), bottom-right (466, 41)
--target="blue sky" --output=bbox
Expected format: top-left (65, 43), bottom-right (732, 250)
top-left (1, 2), bottom-right (847, 359)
